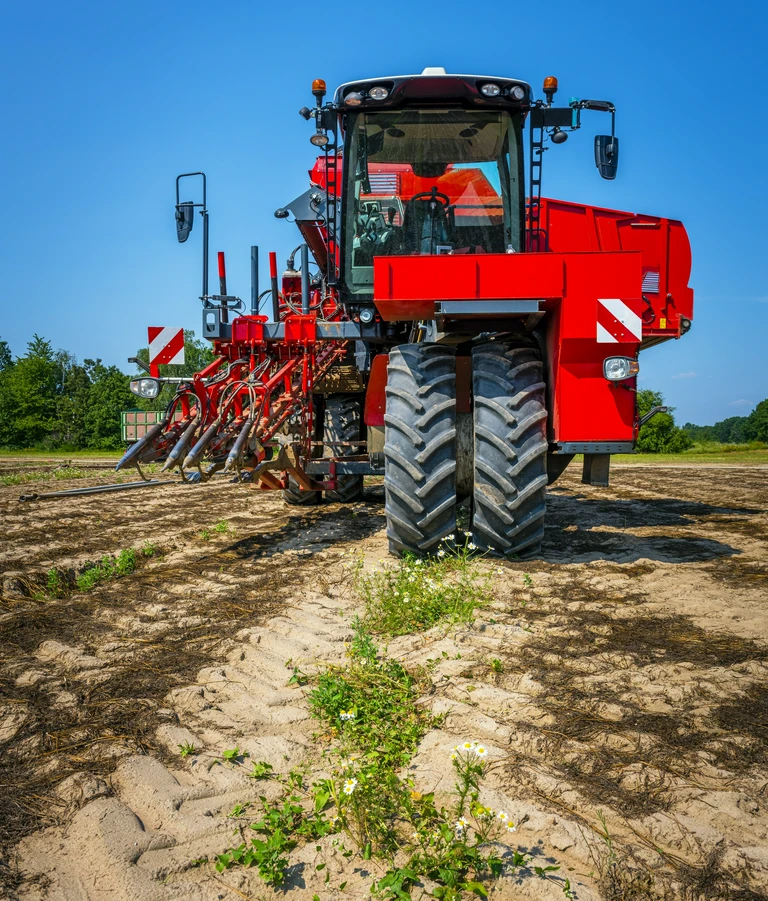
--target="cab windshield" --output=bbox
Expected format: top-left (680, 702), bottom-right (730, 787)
top-left (342, 108), bottom-right (522, 297)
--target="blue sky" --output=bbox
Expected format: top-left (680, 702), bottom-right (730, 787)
top-left (1, 0), bottom-right (765, 426)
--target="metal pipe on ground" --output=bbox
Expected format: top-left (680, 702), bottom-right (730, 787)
top-left (19, 480), bottom-right (176, 503)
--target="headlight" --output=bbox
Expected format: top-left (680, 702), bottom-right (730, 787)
top-left (345, 91), bottom-right (363, 107)
top-left (509, 85), bottom-right (526, 100)
top-left (359, 308), bottom-right (374, 323)
top-left (130, 377), bottom-right (161, 398)
top-left (603, 357), bottom-right (639, 381)
top-left (369, 85), bottom-right (389, 101)
top-left (480, 83), bottom-right (501, 97)
top-left (310, 132), bottom-right (329, 147)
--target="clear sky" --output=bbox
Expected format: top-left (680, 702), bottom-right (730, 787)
top-left (1, 0), bottom-right (765, 426)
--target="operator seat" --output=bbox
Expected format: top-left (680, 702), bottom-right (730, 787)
top-left (402, 189), bottom-right (454, 254)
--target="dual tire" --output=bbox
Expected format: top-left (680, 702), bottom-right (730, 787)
top-left (384, 342), bottom-right (548, 557)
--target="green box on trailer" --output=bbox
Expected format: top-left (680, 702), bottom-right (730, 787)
top-left (121, 409), bottom-right (164, 443)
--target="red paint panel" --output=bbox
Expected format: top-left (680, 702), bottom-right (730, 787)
top-left (374, 253), bottom-right (564, 321)
top-left (364, 353), bottom-right (389, 426)
top-left (232, 316), bottom-right (267, 345)
top-left (545, 252), bottom-right (643, 443)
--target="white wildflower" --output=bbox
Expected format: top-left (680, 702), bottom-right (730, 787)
top-left (506, 823), bottom-right (517, 833)
top-left (475, 745), bottom-right (488, 758)
top-left (340, 710), bottom-right (355, 721)
top-left (497, 811), bottom-right (509, 823)
top-left (437, 549), bottom-right (446, 558)
top-left (343, 778), bottom-right (358, 795)
top-left (468, 542), bottom-right (477, 551)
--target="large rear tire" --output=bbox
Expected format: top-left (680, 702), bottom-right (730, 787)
top-left (324, 395), bottom-right (364, 503)
top-left (384, 344), bottom-right (457, 555)
top-left (471, 342), bottom-right (548, 557)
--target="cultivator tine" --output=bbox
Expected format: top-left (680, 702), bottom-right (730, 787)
top-left (161, 417), bottom-right (200, 472)
top-left (182, 420), bottom-right (221, 471)
top-left (222, 419), bottom-right (254, 473)
top-left (115, 420), bottom-right (167, 472)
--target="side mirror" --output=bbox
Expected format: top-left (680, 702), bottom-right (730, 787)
top-left (175, 202), bottom-right (195, 243)
top-left (594, 135), bottom-right (619, 180)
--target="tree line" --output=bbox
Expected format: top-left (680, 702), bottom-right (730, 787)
top-left (0, 332), bottom-right (212, 450)
top-left (682, 404), bottom-right (768, 444)
top-left (0, 332), bottom-right (763, 452)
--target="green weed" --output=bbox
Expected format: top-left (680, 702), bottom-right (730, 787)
top-left (178, 742), bottom-right (197, 759)
top-left (215, 772), bottom-right (337, 885)
top-left (75, 548), bottom-right (136, 592)
top-left (354, 539), bottom-right (493, 637)
top-left (46, 568), bottom-right (65, 598)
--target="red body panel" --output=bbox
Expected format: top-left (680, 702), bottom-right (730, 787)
top-left (374, 253), bottom-right (564, 321)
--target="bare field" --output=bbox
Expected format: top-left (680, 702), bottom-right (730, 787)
top-left (1, 463), bottom-right (767, 900)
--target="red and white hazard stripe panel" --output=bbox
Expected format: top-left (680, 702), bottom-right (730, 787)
top-left (596, 299), bottom-right (643, 344)
top-left (148, 327), bottom-right (185, 367)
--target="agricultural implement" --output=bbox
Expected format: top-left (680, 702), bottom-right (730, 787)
top-left (117, 68), bottom-right (694, 557)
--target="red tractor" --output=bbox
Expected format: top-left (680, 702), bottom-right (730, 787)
top-left (119, 67), bottom-right (693, 557)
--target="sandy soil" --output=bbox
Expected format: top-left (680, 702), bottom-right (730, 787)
top-left (1, 462), bottom-right (767, 900)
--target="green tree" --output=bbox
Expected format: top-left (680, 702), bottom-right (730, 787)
top-left (0, 335), bottom-right (60, 448)
top-left (636, 389), bottom-right (693, 453)
top-left (744, 399), bottom-right (768, 442)
top-left (57, 362), bottom-right (92, 448)
top-left (0, 338), bottom-right (12, 372)
top-left (83, 359), bottom-right (135, 449)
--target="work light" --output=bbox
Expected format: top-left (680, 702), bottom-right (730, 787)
top-left (603, 357), bottom-right (639, 381)
top-left (130, 377), bottom-right (161, 399)
top-left (480, 83), bottom-right (501, 97)
top-left (509, 85), bottom-right (526, 100)
top-left (369, 86), bottom-right (389, 100)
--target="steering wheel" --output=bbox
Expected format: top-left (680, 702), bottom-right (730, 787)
top-left (408, 189), bottom-right (451, 209)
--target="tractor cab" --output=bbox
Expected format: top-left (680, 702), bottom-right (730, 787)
top-left (333, 69), bottom-right (530, 299)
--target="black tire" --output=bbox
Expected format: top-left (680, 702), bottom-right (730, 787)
top-left (282, 474), bottom-right (319, 506)
top-left (472, 342), bottom-right (548, 557)
top-left (384, 344), bottom-right (457, 555)
top-left (324, 395), bottom-right (364, 502)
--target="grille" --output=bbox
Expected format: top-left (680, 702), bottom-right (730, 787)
top-left (368, 173), bottom-right (399, 194)
top-left (642, 270), bottom-right (660, 293)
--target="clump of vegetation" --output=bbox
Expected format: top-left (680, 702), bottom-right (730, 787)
top-left (215, 767), bottom-right (338, 886)
top-left (0, 466), bottom-right (86, 486)
top-left (354, 539), bottom-right (492, 637)
top-left (76, 548), bottom-right (137, 591)
top-left (216, 625), bottom-right (563, 899)
top-left (39, 543), bottom-right (158, 597)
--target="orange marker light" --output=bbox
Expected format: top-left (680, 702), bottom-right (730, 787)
top-left (543, 76), bottom-right (558, 93)
top-left (312, 78), bottom-right (327, 97)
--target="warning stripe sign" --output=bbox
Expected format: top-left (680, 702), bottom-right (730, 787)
top-left (148, 327), bottom-right (185, 376)
top-left (596, 299), bottom-right (643, 344)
